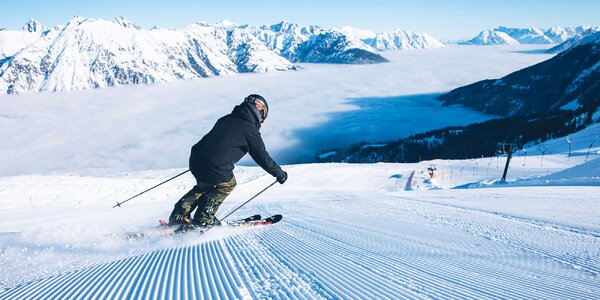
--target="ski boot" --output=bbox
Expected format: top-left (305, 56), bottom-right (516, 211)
top-left (174, 220), bottom-right (213, 234)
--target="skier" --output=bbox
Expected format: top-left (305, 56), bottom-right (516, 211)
top-left (168, 94), bottom-right (287, 231)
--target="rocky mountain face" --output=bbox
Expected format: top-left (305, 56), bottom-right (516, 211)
top-left (22, 19), bottom-right (47, 33)
top-left (460, 25), bottom-right (595, 45)
top-left (295, 31), bottom-right (389, 64)
top-left (0, 18), bottom-right (444, 95)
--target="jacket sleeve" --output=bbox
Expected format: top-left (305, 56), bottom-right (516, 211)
top-left (246, 128), bottom-right (284, 178)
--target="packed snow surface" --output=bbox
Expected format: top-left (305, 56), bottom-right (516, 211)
top-left (0, 122), bottom-right (599, 298)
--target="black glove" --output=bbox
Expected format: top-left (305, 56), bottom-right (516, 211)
top-left (277, 171), bottom-right (288, 184)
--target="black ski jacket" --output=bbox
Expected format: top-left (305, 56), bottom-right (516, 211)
top-left (189, 102), bottom-right (284, 184)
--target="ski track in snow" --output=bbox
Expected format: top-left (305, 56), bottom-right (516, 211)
top-left (1, 240), bottom-right (249, 299)
top-left (2, 186), bottom-right (599, 299)
top-left (1, 153), bottom-right (599, 299)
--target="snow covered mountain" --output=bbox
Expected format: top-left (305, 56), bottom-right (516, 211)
top-left (248, 21), bottom-right (324, 62)
top-left (22, 19), bottom-right (46, 33)
top-left (497, 26), bottom-right (554, 44)
top-left (459, 30), bottom-right (519, 45)
top-left (365, 29), bottom-right (446, 50)
top-left (547, 27), bottom-right (600, 53)
top-left (0, 19), bottom-right (45, 60)
top-left (0, 17), bottom-right (295, 94)
top-left (294, 31), bottom-right (389, 64)
top-left (245, 22), bottom-right (387, 64)
top-left (545, 25), bottom-right (572, 43)
top-left (251, 22), bottom-right (443, 61)
top-left (461, 25), bottom-right (594, 45)
top-left (337, 26), bottom-right (377, 40)
top-left (443, 31), bottom-right (600, 116)
top-left (0, 18), bottom-right (445, 94)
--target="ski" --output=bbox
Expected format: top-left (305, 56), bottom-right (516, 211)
top-left (158, 214), bottom-right (262, 227)
top-left (230, 214), bottom-right (283, 227)
top-left (172, 214), bottom-right (282, 234)
top-left (126, 214), bottom-right (280, 239)
top-left (223, 214), bottom-right (262, 225)
top-left (173, 214), bottom-right (279, 234)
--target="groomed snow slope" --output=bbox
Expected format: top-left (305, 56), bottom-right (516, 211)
top-left (1, 144), bottom-right (599, 299)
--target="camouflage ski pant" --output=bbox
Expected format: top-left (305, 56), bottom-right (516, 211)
top-left (169, 176), bottom-right (236, 225)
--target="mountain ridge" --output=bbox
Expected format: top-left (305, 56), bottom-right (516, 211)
top-left (0, 17), bottom-right (444, 95)
top-left (461, 25), bottom-right (597, 45)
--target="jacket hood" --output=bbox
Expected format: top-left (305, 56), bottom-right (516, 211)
top-left (231, 102), bottom-right (262, 128)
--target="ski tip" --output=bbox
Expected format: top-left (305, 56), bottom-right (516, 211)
top-left (159, 219), bottom-right (168, 226)
top-left (271, 214), bottom-right (283, 223)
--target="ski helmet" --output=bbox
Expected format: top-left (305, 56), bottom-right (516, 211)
top-left (244, 94), bottom-right (269, 122)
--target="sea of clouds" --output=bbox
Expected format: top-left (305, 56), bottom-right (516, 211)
top-left (0, 45), bottom-right (554, 176)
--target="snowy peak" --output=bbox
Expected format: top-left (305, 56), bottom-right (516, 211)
top-left (462, 25), bottom-right (595, 45)
top-left (266, 21), bottom-right (324, 40)
top-left (0, 21), bottom-right (46, 60)
top-left (296, 31), bottom-right (388, 64)
top-left (547, 27), bottom-right (600, 53)
top-left (268, 21), bottom-right (291, 32)
top-left (253, 21), bottom-right (324, 61)
top-left (256, 23), bottom-right (390, 64)
top-left (460, 30), bottom-right (519, 45)
top-left (22, 19), bottom-right (45, 33)
top-left (576, 29), bottom-right (600, 46)
top-left (215, 19), bottom-right (237, 29)
top-left (545, 25), bottom-right (570, 43)
top-left (66, 16), bottom-right (88, 27)
top-left (227, 28), bottom-right (296, 72)
top-left (495, 26), bottom-right (552, 44)
top-left (337, 26), bottom-right (376, 40)
top-left (114, 16), bottom-right (141, 30)
top-left (366, 29), bottom-right (445, 50)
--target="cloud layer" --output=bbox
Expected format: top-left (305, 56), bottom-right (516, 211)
top-left (0, 45), bottom-right (554, 176)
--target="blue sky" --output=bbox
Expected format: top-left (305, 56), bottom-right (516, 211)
top-left (1, 0), bottom-right (598, 40)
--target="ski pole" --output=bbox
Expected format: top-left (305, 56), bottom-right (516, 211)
top-left (113, 169), bottom-right (190, 208)
top-left (215, 180), bottom-right (277, 224)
